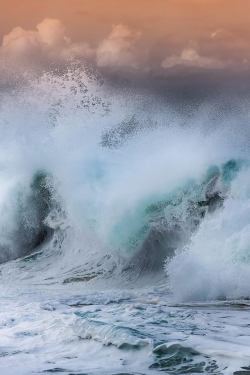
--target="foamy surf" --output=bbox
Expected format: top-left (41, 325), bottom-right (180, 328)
top-left (0, 62), bottom-right (250, 374)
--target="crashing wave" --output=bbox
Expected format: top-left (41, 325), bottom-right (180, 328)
top-left (0, 62), bottom-right (250, 301)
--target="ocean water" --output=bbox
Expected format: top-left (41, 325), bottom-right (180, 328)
top-left (0, 64), bottom-right (250, 374)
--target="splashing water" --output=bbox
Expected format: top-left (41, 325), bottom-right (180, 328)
top-left (1, 62), bottom-right (250, 374)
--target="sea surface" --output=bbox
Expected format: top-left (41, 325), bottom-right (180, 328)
top-left (0, 63), bottom-right (250, 374)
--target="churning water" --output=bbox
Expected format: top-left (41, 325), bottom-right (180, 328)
top-left (0, 63), bottom-right (250, 374)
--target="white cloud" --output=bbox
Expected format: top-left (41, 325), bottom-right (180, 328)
top-left (96, 24), bottom-right (142, 68)
top-left (162, 45), bottom-right (227, 70)
top-left (1, 20), bottom-right (143, 70)
top-left (36, 19), bottom-right (66, 47)
top-left (1, 19), bottom-right (94, 61)
top-left (2, 20), bottom-right (243, 73)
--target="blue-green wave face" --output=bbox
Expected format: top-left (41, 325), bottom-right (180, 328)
top-left (0, 170), bottom-right (57, 263)
top-left (104, 159), bottom-right (242, 256)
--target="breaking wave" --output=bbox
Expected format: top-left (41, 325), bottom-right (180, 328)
top-left (1, 61), bottom-right (250, 301)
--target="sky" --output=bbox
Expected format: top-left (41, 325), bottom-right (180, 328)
top-left (0, 0), bottom-right (250, 103)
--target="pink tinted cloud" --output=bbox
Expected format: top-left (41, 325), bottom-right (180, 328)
top-left (1, 18), bottom-right (94, 61)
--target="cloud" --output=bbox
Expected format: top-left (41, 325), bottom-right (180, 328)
top-left (2, 18), bottom-right (250, 75)
top-left (1, 20), bottom-right (143, 70)
top-left (160, 28), bottom-right (250, 73)
top-left (96, 24), bottom-right (142, 69)
top-left (162, 42), bottom-right (228, 70)
top-left (1, 20), bottom-right (144, 71)
top-left (1, 18), bottom-right (94, 61)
